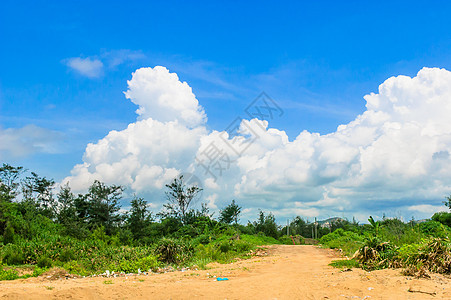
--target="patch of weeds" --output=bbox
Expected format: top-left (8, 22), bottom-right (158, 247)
top-left (44, 286), bottom-right (54, 290)
top-left (103, 280), bottom-right (113, 284)
top-left (329, 259), bottom-right (360, 269)
top-left (37, 256), bottom-right (53, 268)
top-left (0, 267), bottom-right (19, 280)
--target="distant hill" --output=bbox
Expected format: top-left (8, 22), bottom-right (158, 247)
top-left (316, 217), bottom-right (346, 228)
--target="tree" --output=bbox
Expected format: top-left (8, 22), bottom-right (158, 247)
top-left (56, 183), bottom-right (76, 225)
top-left (0, 164), bottom-right (24, 202)
top-left (219, 200), bottom-right (242, 224)
top-left (127, 195), bottom-right (153, 240)
top-left (21, 172), bottom-right (55, 217)
top-left (163, 175), bottom-right (202, 224)
top-left (254, 210), bottom-right (279, 238)
top-left (444, 194), bottom-right (451, 210)
top-left (86, 180), bottom-right (124, 235)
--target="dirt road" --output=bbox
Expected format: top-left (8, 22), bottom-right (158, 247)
top-left (0, 245), bottom-right (449, 299)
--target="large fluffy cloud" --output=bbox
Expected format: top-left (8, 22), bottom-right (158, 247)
top-left (64, 66), bottom-right (451, 221)
top-left (124, 66), bottom-right (207, 127)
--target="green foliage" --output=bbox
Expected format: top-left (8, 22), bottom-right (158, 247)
top-left (3, 221), bottom-right (15, 244)
top-left (59, 248), bottom-right (75, 262)
top-left (418, 220), bottom-right (449, 238)
top-left (85, 180), bottom-right (124, 235)
top-left (155, 238), bottom-right (194, 264)
top-left (368, 216), bottom-right (380, 234)
top-left (127, 196), bottom-right (153, 240)
top-left (37, 256), bottom-right (53, 268)
top-left (2, 245), bottom-right (25, 265)
top-left (432, 212), bottom-right (451, 228)
top-left (329, 259), bottom-right (359, 268)
top-left (0, 266), bottom-right (19, 280)
top-left (251, 210), bottom-right (279, 239)
top-left (278, 235), bottom-right (304, 245)
top-left (118, 255), bottom-right (160, 273)
top-left (319, 228), bottom-right (364, 256)
top-left (240, 234), bottom-right (281, 245)
top-left (444, 194), bottom-right (451, 210)
top-left (162, 175), bottom-right (202, 224)
top-left (219, 200), bottom-right (242, 225)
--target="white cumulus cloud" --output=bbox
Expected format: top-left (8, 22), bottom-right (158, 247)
top-left (124, 66), bottom-right (207, 127)
top-left (64, 67), bottom-right (451, 221)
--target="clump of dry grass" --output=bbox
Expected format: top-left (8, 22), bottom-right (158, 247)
top-left (352, 237), bottom-right (399, 270)
top-left (353, 237), bottom-right (451, 275)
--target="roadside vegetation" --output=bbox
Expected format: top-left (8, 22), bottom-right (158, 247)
top-left (0, 164), bottom-right (291, 280)
top-left (319, 209), bottom-right (451, 277)
top-left (2, 163), bottom-right (450, 280)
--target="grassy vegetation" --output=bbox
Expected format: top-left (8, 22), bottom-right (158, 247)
top-left (2, 163), bottom-right (451, 280)
top-left (320, 216), bottom-right (451, 276)
top-left (0, 164), bottom-right (292, 280)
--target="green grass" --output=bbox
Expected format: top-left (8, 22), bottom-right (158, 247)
top-left (329, 259), bottom-right (359, 268)
top-left (319, 229), bottom-right (364, 256)
top-left (240, 234), bottom-right (281, 245)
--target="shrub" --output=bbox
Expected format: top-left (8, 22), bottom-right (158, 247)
top-left (3, 222), bottom-right (15, 244)
top-left (319, 229), bottom-right (364, 256)
top-left (419, 221), bottom-right (449, 238)
top-left (37, 256), bottom-right (53, 268)
top-left (432, 212), bottom-right (451, 228)
top-left (118, 255), bottom-right (160, 273)
top-left (155, 238), bottom-right (193, 264)
top-left (2, 245), bottom-right (24, 265)
top-left (59, 248), bottom-right (75, 262)
top-left (0, 267), bottom-right (19, 280)
top-left (353, 237), bottom-right (399, 270)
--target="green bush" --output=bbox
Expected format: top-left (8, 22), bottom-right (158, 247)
top-left (155, 238), bottom-right (193, 264)
top-left (2, 245), bottom-right (24, 265)
top-left (0, 267), bottom-right (19, 280)
top-left (419, 221), bottom-right (449, 238)
top-left (59, 248), bottom-right (75, 262)
top-left (118, 255), bottom-right (160, 273)
top-left (37, 256), bottom-right (53, 268)
top-left (319, 229), bottom-right (364, 256)
top-left (432, 212), bottom-right (451, 227)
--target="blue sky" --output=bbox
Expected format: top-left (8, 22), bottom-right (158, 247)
top-left (2, 1), bottom-right (451, 221)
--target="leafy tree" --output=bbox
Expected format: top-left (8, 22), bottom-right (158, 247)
top-left (0, 164), bottom-right (24, 202)
top-left (127, 196), bottom-right (153, 240)
top-left (219, 200), bottom-right (242, 224)
top-left (86, 180), bottom-right (124, 235)
top-left (163, 175), bottom-right (202, 224)
top-left (254, 210), bottom-right (279, 238)
top-left (56, 183), bottom-right (77, 225)
top-left (444, 194), bottom-right (451, 210)
top-left (21, 172), bottom-right (55, 217)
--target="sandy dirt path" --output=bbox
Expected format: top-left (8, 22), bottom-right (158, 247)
top-left (0, 245), bottom-right (450, 299)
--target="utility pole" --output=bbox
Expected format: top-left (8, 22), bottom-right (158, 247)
top-left (287, 219), bottom-right (289, 236)
top-left (314, 217), bottom-right (317, 239)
